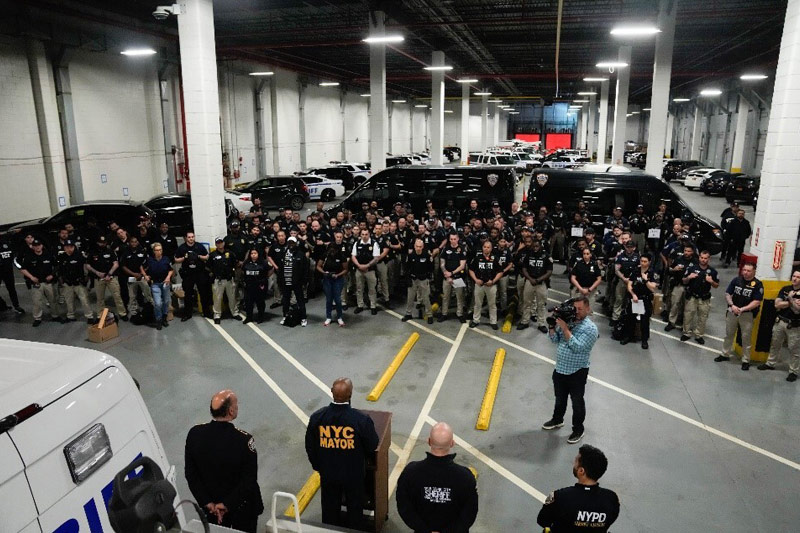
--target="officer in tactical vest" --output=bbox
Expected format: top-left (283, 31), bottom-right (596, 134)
top-left (759, 269), bottom-right (800, 381)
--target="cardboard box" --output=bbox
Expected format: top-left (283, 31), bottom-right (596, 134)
top-left (652, 293), bottom-right (663, 316)
top-left (88, 308), bottom-right (120, 343)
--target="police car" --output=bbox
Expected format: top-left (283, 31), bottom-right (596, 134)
top-left (299, 175), bottom-right (346, 202)
top-left (224, 189), bottom-right (254, 213)
top-left (0, 339), bottom-right (176, 533)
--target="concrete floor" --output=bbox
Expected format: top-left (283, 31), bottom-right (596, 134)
top-left (1, 176), bottom-right (798, 532)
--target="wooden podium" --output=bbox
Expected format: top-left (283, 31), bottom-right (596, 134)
top-left (361, 409), bottom-right (392, 532)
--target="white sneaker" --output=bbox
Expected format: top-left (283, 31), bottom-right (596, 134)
top-left (337, 318), bottom-right (345, 327)
top-left (301, 319), bottom-right (308, 327)
top-left (279, 317), bottom-right (285, 325)
top-left (323, 319), bottom-right (331, 326)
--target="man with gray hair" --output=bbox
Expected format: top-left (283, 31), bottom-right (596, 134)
top-left (396, 422), bottom-right (479, 532)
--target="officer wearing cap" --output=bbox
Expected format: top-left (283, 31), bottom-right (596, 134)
top-left (0, 233), bottom-right (23, 315)
top-left (759, 269), bottom-right (800, 382)
top-left (279, 236), bottom-right (309, 326)
top-left (518, 237), bottom-right (553, 332)
top-left (680, 250), bottom-right (719, 345)
top-left (403, 238), bottom-right (434, 324)
top-left (719, 200), bottom-right (739, 260)
top-left (20, 239), bottom-right (58, 327)
top-left (611, 239), bottom-right (640, 325)
top-left (550, 201), bottom-right (568, 262)
top-left (664, 243), bottom-right (696, 331)
top-left (351, 228), bottom-right (380, 315)
top-left (209, 238), bottom-right (241, 324)
top-left (604, 206), bottom-right (629, 233)
top-left (629, 204), bottom-right (649, 253)
top-left (120, 235), bottom-right (153, 320)
top-left (57, 239), bottom-right (93, 323)
top-left (439, 233), bottom-right (467, 323)
top-left (716, 261), bottom-right (763, 370)
top-left (175, 232), bottom-right (212, 322)
top-left (86, 236), bottom-right (128, 322)
top-left (469, 240), bottom-right (503, 330)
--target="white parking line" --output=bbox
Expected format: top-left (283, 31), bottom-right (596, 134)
top-left (383, 308), bottom-right (455, 345)
top-left (469, 326), bottom-right (800, 472)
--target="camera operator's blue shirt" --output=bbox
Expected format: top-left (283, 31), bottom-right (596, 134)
top-left (549, 318), bottom-right (599, 375)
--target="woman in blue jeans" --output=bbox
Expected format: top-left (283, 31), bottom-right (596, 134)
top-left (316, 230), bottom-right (349, 327)
top-left (141, 242), bottom-right (173, 330)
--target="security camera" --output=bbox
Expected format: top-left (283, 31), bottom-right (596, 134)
top-left (153, 4), bottom-right (180, 20)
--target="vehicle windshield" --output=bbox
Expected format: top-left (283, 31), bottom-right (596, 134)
top-left (494, 156), bottom-right (514, 165)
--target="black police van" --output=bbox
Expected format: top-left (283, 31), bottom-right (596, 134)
top-left (329, 165), bottom-right (517, 216)
top-left (527, 169), bottom-right (724, 255)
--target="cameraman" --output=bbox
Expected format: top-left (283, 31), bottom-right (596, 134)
top-left (542, 296), bottom-right (599, 444)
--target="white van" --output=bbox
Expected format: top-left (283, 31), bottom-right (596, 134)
top-left (0, 339), bottom-right (174, 533)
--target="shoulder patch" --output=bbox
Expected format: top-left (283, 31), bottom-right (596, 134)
top-left (247, 437), bottom-right (256, 453)
top-left (545, 491), bottom-right (555, 505)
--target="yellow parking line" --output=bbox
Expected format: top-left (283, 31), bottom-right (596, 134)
top-left (284, 471), bottom-right (321, 517)
top-left (476, 349), bottom-right (506, 430)
top-left (368, 332), bottom-right (420, 401)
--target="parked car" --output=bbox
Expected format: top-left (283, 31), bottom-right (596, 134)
top-left (2, 200), bottom-right (156, 244)
top-left (574, 163), bottom-right (632, 173)
top-left (631, 152), bottom-right (647, 169)
top-left (684, 168), bottom-right (725, 190)
top-left (725, 174), bottom-right (760, 205)
top-left (386, 156), bottom-right (413, 167)
top-left (527, 168), bottom-right (724, 255)
top-left (700, 172), bottom-right (738, 196)
top-left (540, 154), bottom-right (589, 169)
top-left (335, 162), bottom-right (371, 182)
top-left (662, 159), bottom-right (703, 182)
top-left (145, 193), bottom-right (238, 236)
top-left (471, 153), bottom-right (518, 168)
top-left (234, 176), bottom-right (310, 210)
top-left (299, 175), bottom-right (345, 202)
top-left (443, 146), bottom-right (461, 162)
top-left (328, 165), bottom-right (518, 219)
top-left (305, 166), bottom-right (359, 190)
top-left (224, 189), bottom-right (254, 212)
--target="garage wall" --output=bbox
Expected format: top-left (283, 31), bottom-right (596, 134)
top-left (227, 73), bottom-right (258, 183)
top-left (412, 108), bottom-right (428, 152)
top-left (304, 84), bottom-right (343, 167)
top-left (391, 104), bottom-right (412, 154)
top-left (344, 93), bottom-right (369, 163)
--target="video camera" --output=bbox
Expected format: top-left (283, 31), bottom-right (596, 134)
top-left (546, 298), bottom-right (578, 328)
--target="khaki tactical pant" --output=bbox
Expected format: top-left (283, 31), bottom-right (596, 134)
top-left (31, 282), bottom-right (56, 320)
top-left (473, 283), bottom-right (498, 325)
top-left (682, 297), bottom-right (711, 338)
top-left (441, 278), bottom-right (465, 317)
top-left (612, 277), bottom-right (628, 321)
top-left (96, 278), bottom-right (126, 317)
top-left (765, 319), bottom-right (800, 374)
top-left (406, 279), bottom-right (432, 316)
top-left (722, 310), bottom-right (755, 363)
top-left (213, 278), bottom-right (239, 319)
top-left (62, 284), bottom-right (92, 319)
top-left (520, 279), bottom-right (548, 325)
top-left (496, 275), bottom-right (509, 311)
top-left (356, 269), bottom-right (377, 309)
top-left (668, 284), bottom-right (686, 325)
top-left (376, 262), bottom-right (390, 302)
top-left (128, 279), bottom-right (154, 316)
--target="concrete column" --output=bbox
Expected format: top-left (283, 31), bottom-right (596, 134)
top-left (690, 106), bottom-right (704, 161)
top-left (492, 104), bottom-right (500, 146)
top-left (298, 81), bottom-right (307, 170)
top-left (730, 95), bottom-right (750, 172)
top-left (460, 84), bottom-right (470, 164)
top-left (429, 51), bottom-right (445, 165)
top-left (269, 78), bottom-right (280, 174)
top-left (340, 89), bottom-right (347, 162)
top-left (645, 0), bottom-right (676, 175)
top-left (52, 50), bottom-right (84, 204)
top-left (610, 45), bottom-right (632, 165)
top-left (751, 0), bottom-right (800, 280)
top-left (253, 80), bottom-right (268, 179)
top-left (410, 105), bottom-right (415, 153)
top-left (665, 112), bottom-right (674, 158)
top-left (588, 94), bottom-right (597, 158)
top-left (597, 81), bottom-right (610, 163)
top-left (480, 94), bottom-right (489, 150)
top-left (26, 39), bottom-right (70, 212)
top-left (368, 11), bottom-right (388, 173)
top-left (581, 103), bottom-right (589, 149)
top-left (387, 102), bottom-right (393, 154)
top-left (218, 67), bottom-right (233, 173)
top-left (575, 111), bottom-right (583, 149)
top-left (177, 0), bottom-right (226, 247)
top-left (159, 66), bottom-right (178, 192)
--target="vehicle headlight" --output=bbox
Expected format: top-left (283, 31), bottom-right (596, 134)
top-left (64, 424), bottom-right (113, 484)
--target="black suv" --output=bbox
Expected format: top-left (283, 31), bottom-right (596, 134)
top-left (236, 176), bottom-right (310, 211)
top-left (3, 200), bottom-right (156, 244)
top-left (527, 169), bottom-right (724, 255)
top-left (145, 193), bottom-right (238, 236)
top-left (662, 159), bottom-right (703, 182)
top-left (304, 167), bottom-right (359, 190)
top-left (725, 175), bottom-right (760, 205)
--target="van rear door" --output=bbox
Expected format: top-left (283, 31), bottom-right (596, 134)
top-left (0, 433), bottom-right (40, 532)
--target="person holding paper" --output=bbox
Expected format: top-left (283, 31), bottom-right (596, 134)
top-left (570, 247), bottom-right (603, 300)
top-left (621, 254), bottom-right (660, 350)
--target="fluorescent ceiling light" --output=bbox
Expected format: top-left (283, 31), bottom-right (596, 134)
top-left (444, 110), bottom-right (454, 113)
top-left (700, 88), bottom-right (722, 96)
top-left (508, 112), bottom-right (520, 115)
top-left (319, 82), bottom-right (340, 86)
top-left (569, 105), bottom-right (582, 109)
top-left (414, 104), bottom-right (428, 108)
top-left (610, 26), bottom-right (661, 37)
top-left (423, 65), bottom-right (453, 71)
top-left (631, 111), bottom-right (640, 114)
top-left (642, 108), bottom-right (651, 111)
top-left (360, 93), bottom-right (370, 97)
top-left (573, 99), bottom-right (589, 103)
top-left (456, 78), bottom-right (479, 83)
top-left (626, 113), bottom-right (633, 117)
top-left (392, 99), bottom-right (406, 103)
top-left (672, 98), bottom-right (691, 102)
top-left (577, 91), bottom-right (597, 95)
top-left (488, 99), bottom-right (503, 103)
top-left (121, 48), bottom-right (156, 56)
top-left (583, 77), bottom-right (609, 82)
top-left (474, 91), bottom-right (492, 96)
top-left (740, 74), bottom-right (768, 80)
top-left (362, 35), bottom-right (404, 44)
top-left (249, 71), bottom-right (274, 76)
top-left (596, 61), bottom-right (629, 68)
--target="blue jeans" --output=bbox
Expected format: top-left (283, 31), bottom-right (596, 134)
top-left (322, 276), bottom-right (344, 319)
top-left (151, 282), bottom-right (170, 322)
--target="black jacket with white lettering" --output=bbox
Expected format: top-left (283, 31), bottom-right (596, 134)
top-left (396, 453), bottom-right (478, 533)
top-left (536, 483), bottom-right (619, 532)
top-left (305, 403), bottom-right (379, 484)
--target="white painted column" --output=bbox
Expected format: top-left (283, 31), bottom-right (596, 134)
top-left (177, 0), bottom-right (226, 247)
top-left (492, 103), bottom-right (500, 146)
top-left (690, 106), bottom-right (704, 161)
top-left (218, 67), bottom-right (233, 171)
top-left (368, 11), bottom-right (388, 173)
top-left (730, 95), bottom-right (750, 172)
top-left (480, 94), bottom-right (489, 150)
top-left (751, 0), bottom-right (800, 280)
top-left (645, 0), bottom-right (676, 176)
top-left (610, 45), bottom-right (632, 165)
top-left (665, 112), bottom-right (674, 158)
top-left (597, 81), bottom-right (610, 163)
top-left (430, 51), bottom-right (445, 165)
top-left (460, 83), bottom-right (470, 164)
top-left (581, 103), bottom-right (589, 149)
top-left (588, 94), bottom-right (597, 158)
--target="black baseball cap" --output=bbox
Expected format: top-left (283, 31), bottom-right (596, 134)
top-left (444, 215), bottom-right (453, 221)
top-left (625, 240), bottom-right (637, 248)
top-left (230, 220), bottom-right (240, 227)
top-left (64, 239), bottom-right (75, 246)
top-left (215, 237), bottom-right (224, 243)
top-left (492, 201), bottom-right (500, 207)
top-left (32, 239), bottom-right (43, 246)
top-left (555, 201), bottom-right (563, 206)
top-left (637, 204), bottom-right (644, 209)
top-left (394, 202), bottom-right (402, 207)
top-left (585, 228), bottom-right (596, 235)
top-left (614, 206), bottom-right (623, 211)
top-left (97, 236), bottom-right (107, 243)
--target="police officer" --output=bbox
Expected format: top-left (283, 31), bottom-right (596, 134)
top-left (185, 390), bottom-right (263, 533)
top-left (495, 236), bottom-right (515, 314)
top-left (439, 233), bottom-right (467, 323)
top-left (241, 248), bottom-right (270, 324)
top-left (469, 240), bottom-right (503, 330)
top-left (403, 238), bottom-right (434, 324)
top-left (724, 209), bottom-right (752, 267)
top-left (86, 236), bottom-right (128, 321)
top-left (550, 201), bottom-right (568, 262)
top-left (120, 235), bottom-right (153, 319)
top-left (351, 228), bottom-right (380, 315)
top-left (518, 238), bottom-right (553, 332)
top-left (715, 262), bottom-right (764, 370)
top-left (758, 269), bottom-right (800, 382)
top-left (537, 444), bottom-right (620, 532)
top-left (279, 236), bottom-right (309, 327)
top-left (570, 247), bottom-right (602, 300)
top-left (396, 422), bottom-right (478, 533)
top-left (629, 204), bottom-right (649, 253)
top-left (209, 238), bottom-right (240, 324)
top-left (664, 244), bottom-right (696, 331)
top-left (610, 235), bottom-right (638, 325)
top-left (621, 254), bottom-right (660, 350)
top-left (680, 250), bottom-right (719, 344)
top-left (0, 234), bottom-right (23, 315)
top-left (267, 230), bottom-right (288, 309)
top-left (305, 378), bottom-right (379, 529)
top-left (19, 239), bottom-right (57, 327)
top-left (373, 223), bottom-right (392, 306)
top-left (175, 232), bottom-right (211, 322)
top-left (57, 240), bottom-right (92, 323)
top-left (156, 222), bottom-right (178, 259)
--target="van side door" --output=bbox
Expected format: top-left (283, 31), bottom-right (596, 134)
top-left (0, 433), bottom-right (39, 532)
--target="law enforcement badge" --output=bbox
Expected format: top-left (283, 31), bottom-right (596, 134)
top-left (545, 491), bottom-right (555, 504)
top-left (487, 173), bottom-right (499, 187)
top-left (248, 437), bottom-right (256, 452)
top-left (536, 173), bottom-right (549, 186)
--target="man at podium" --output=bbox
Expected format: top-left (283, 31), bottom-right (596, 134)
top-left (306, 377), bottom-right (380, 528)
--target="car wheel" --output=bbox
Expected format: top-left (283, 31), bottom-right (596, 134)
top-left (290, 195), bottom-right (304, 211)
top-left (320, 189), bottom-right (335, 202)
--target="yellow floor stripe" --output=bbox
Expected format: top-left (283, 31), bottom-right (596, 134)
top-left (476, 348), bottom-right (506, 430)
top-left (367, 332), bottom-right (420, 401)
top-left (284, 471), bottom-right (321, 517)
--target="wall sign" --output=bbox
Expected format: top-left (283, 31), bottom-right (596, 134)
top-left (100, 173), bottom-right (107, 183)
top-left (773, 240), bottom-right (785, 270)
top-left (122, 187), bottom-right (129, 197)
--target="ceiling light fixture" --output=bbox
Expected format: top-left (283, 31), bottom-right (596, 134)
top-left (423, 65), bottom-right (453, 71)
top-left (362, 35), bottom-right (404, 44)
top-left (596, 61), bottom-right (629, 68)
top-left (392, 99), bottom-right (407, 103)
top-left (444, 110), bottom-right (454, 113)
top-left (319, 82), bottom-right (340, 87)
top-left (672, 98), bottom-right (691, 102)
top-left (360, 93), bottom-right (370, 97)
top-left (643, 108), bottom-right (651, 111)
top-left (456, 78), bottom-right (479, 83)
top-left (474, 91), bottom-right (492, 96)
top-left (569, 105), bottom-right (582, 109)
top-left (583, 77), bottom-right (609, 82)
top-left (508, 112), bottom-right (520, 115)
top-left (414, 104), bottom-right (428, 108)
top-left (121, 48), bottom-right (157, 56)
top-left (488, 99), bottom-right (503, 103)
top-left (573, 99), bottom-right (590, 103)
top-left (577, 91), bottom-right (597, 95)
top-left (610, 26), bottom-right (661, 37)
top-left (700, 88), bottom-right (722, 96)
top-left (626, 113), bottom-right (633, 117)
top-left (249, 71), bottom-right (274, 76)
top-left (740, 74), bottom-right (768, 81)
top-left (631, 111), bottom-right (640, 114)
